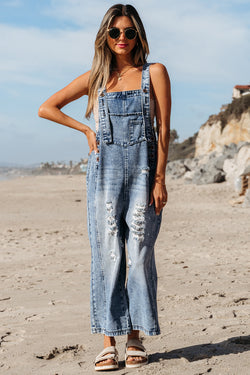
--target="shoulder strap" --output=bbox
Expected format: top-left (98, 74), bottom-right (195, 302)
top-left (141, 63), bottom-right (151, 91)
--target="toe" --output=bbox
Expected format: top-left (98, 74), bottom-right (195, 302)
top-left (126, 346), bottom-right (147, 364)
top-left (96, 358), bottom-right (115, 367)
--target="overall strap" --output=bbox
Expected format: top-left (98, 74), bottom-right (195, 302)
top-left (141, 63), bottom-right (151, 94)
top-left (141, 63), bottom-right (153, 140)
top-left (98, 88), bottom-right (113, 144)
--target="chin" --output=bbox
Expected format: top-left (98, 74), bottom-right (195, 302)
top-left (114, 48), bottom-right (132, 55)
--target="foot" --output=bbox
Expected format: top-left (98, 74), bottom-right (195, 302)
top-left (126, 330), bottom-right (147, 366)
top-left (95, 336), bottom-right (117, 369)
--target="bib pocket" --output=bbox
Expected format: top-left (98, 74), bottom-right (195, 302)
top-left (129, 117), bottom-right (146, 145)
top-left (86, 151), bottom-right (100, 188)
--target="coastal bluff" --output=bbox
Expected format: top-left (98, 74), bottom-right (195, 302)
top-left (167, 94), bottom-right (250, 191)
top-left (195, 94), bottom-right (250, 157)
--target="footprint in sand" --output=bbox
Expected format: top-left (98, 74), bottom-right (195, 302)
top-left (0, 330), bottom-right (26, 346)
top-left (36, 344), bottom-right (84, 360)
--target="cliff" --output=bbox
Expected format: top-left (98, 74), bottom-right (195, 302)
top-left (195, 94), bottom-right (250, 157)
top-left (166, 94), bottom-right (250, 189)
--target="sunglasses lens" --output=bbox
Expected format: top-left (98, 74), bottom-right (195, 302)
top-left (108, 28), bottom-right (120, 39)
top-left (125, 28), bottom-right (137, 40)
top-left (108, 28), bottom-right (137, 40)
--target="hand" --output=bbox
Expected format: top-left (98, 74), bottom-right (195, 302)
top-left (149, 181), bottom-right (168, 215)
top-left (86, 128), bottom-right (98, 155)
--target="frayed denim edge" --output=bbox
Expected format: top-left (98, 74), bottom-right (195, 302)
top-left (91, 326), bottom-right (161, 336)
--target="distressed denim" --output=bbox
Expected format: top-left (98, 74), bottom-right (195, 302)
top-left (86, 63), bottom-right (162, 336)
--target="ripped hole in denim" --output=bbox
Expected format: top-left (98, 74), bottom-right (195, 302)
top-left (109, 250), bottom-right (117, 262)
top-left (131, 203), bottom-right (146, 242)
top-left (106, 201), bottom-right (118, 236)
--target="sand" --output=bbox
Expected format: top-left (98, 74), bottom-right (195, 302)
top-left (0, 175), bottom-right (249, 375)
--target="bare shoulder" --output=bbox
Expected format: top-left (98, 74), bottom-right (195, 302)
top-left (79, 69), bottom-right (91, 81)
top-left (58, 70), bottom-right (91, 101)
top-left (42, 70), bottom-right (92, 109)
top-left (69, 70), bottom-right (91, 91)
top-left (149, 63), bottom-right (170, 85)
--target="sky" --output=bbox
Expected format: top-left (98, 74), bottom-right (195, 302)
top-left (0, 0), bottom-right (250, 166)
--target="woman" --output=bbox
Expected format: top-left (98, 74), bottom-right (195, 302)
top-left (38, 3), bottom-right (171, 371)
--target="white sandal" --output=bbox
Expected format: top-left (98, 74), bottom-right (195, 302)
top-left (94, 346), bottom-right (119, 371)
top-left (125, 339), bottom-right (148, 368)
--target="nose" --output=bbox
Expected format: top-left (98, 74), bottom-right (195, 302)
top-left (119, 30), bottom-right (126, 41)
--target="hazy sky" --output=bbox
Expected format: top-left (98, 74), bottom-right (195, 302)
top-left (1, 0), bottom-right (250, 165)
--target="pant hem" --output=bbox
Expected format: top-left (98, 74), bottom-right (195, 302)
top-left (91, 328), bottom-right (132, 336)
top-left (132, 325), bottom-right (161, 336)
top-left (91, 326), bottom-right (161, 336)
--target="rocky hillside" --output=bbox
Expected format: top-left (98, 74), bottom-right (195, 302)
top-left (166, 94), bottom-right (250, 188)
top-left (195, 94), bottom-right (250, 157)
top-left (166, 141), bottom-right (250, 184)
top-left (168, 133), bottom-right (197, 161)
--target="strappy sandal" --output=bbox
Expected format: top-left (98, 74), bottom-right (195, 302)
top-left (94, 346), bottom-right (119, 371)
top-left (125, 339), bottom-right (148, 368)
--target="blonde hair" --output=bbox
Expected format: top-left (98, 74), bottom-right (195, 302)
top-left (85, 4), bottom-right (149, 119)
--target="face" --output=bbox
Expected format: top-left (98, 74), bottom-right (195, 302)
top-left (107, 16), bottom-right (137, 56)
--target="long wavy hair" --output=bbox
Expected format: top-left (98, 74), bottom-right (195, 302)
top-left (85, 4), bottom-right (149, 118)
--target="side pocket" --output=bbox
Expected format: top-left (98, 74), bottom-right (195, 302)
top-left (86, 152), bottom-right (93, 188)
top-left (86, 151), bottom-right (100, 193)
top-left (94, 152), bottom-right (100, 179)
top-left (148, 141), bottom-right (157, 168)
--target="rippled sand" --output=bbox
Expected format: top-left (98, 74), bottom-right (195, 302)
top-left (0, 175), bottom-right (249, 374)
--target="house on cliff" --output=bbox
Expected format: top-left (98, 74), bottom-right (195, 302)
top-left (233, 85), bottom-right (250, 99)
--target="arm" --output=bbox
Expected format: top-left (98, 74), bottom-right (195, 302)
top-left (38, 70), bottom-right (98, 155)
top-left (149, 63), bottom-right (171, 215)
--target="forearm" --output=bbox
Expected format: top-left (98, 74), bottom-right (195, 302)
top-left (38, 105), bottom-right (92, 135)
top-left (155, 122), bottom-right (170, 184)
top-left (38, 71), bottom-right (92, 135)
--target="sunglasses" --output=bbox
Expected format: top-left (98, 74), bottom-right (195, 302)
top-left (108, 27), bottom-right (137, 40)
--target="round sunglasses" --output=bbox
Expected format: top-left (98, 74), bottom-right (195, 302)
top-left (108, 27), bottom-right (137, 40)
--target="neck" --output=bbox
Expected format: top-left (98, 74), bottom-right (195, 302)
top-left (114, 55), bottom-right (134, 71)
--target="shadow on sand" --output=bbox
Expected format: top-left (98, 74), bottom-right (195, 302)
top-left (149, 335), bottom-right (250, 363)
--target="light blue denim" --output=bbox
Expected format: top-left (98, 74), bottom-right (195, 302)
top-left (86, 63), bottom-right (162, 336)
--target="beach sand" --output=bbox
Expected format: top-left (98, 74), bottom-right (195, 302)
top-left (0, 175), bottom-right (249, 375)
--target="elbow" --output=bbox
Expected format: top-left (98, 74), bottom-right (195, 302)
top-left (38, 105), bottom-right (46, 118)
top-left (38, 104), bottom-right (50, 119)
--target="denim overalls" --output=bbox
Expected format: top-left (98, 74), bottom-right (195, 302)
top-left (86, 63), bottom-right (162, 336)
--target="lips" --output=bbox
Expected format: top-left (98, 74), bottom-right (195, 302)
top-left (117, 44), bottom-right (129, 48)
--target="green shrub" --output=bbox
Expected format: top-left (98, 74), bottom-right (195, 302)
top-left (202, 93), bottom-right (250, 132)
top-left (219, 94), bottom-right (250, 131)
